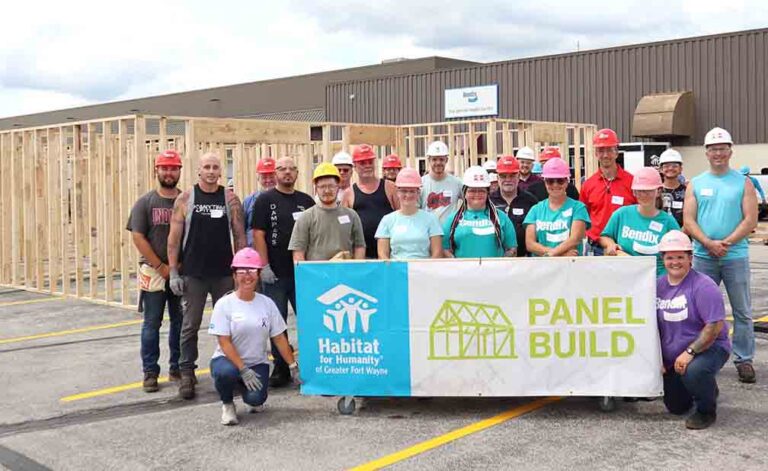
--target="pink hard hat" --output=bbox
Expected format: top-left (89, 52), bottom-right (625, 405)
top-left (658, 230), bottom-right (693, 252)
top-left (632, 167), bottom-right (663, 190)
top-left (394, 167), bottom-right (421, 188)
top-left (541, 158), bottom-right (571, 179)
top-left (231, 248), bottom-right (264, 269)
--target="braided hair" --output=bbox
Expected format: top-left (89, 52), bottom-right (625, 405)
top-left (449, 186), bottom-right (505, 252)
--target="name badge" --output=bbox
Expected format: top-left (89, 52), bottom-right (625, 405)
top-left (338, 215), bottom-right (351, 224)
top-left (210, 209), bottom-right (224, 218)
top-left (292, 211), bottom-right (304, 221)
top-left (649, 221), bottom-right (663, 232)
top-left (232, 312), bottom-right (246, 322)
top-left (562, 208), bottom-right (573, 217)
top-left (672, 201), bottom-right (684, 209)
top-left (512, 208), bottom-right (524, 216)
top-left (442, 190), bottom-right (453, 198)
top-left (611, 195), bottom-right (624, 205)
top-left (393, 225), bottom-right (408, 234)
top-left (701, 188), bottom-right (714, 197)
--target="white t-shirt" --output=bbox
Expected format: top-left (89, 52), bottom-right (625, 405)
top-left (208, 292), bottom-right (287, 366)
top-left (420, 173), bottom-right (463, 223)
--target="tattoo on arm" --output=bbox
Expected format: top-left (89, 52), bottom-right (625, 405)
top-left (167, 191), bottom-right (188, 269)
top-left (226, 191), bottom-right (247, 251)
top-left (690, 321), bottom-right (723, 353)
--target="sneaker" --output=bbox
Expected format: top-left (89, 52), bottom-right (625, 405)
top-left (179, 373), bottom-right (196, 400)
top-left (685, 411), bottom-right (716, 430)
top-left (736, 363), bottom-right (756, 383)
top-left (168, 369), bottom-right (182, 382)
top-left (245, 404), bottom-right (266, 414)
top-left (143, 372), bottom-right (159, 393)
top-left (221, 403), bottom-right (239, 425)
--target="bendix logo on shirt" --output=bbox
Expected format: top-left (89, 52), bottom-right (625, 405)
top-left (657, 294), bottom-right (688, 322)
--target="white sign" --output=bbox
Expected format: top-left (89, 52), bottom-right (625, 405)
top-left (445, 84), bottom-right (499, 119)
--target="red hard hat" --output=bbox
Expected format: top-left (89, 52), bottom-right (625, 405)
top-left (155, 149), bottom-right (182, 168)
top-left (496, 155), bottom-right (520, 174)
top-left (256, 158), bottom-right (276, 174)
top-left (539, 146), bottom-right (562, 162)
top-left (382, 154), bottom-right (402, 169)
top-left (593, 128), bottom-right (619, 148)
top-left (353, 144), bottom-right (376, 162)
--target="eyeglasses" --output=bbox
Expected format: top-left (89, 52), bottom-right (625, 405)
top-left (397, 188), bottom-right (420, 195)
top-left (337, 167), bottom-right (352, 173)
top-left (316, 184), bottom-right (339, 192)
top-left (497, 173), bottom-right (519, 180)
top-left (276, 166), bottom-right (298, 172)
top-left (234, 268), bottom-right (260, 275)
top-left (544, 178), bottom-right (567, 185)
top-left (465, 188), bottom-right (488, 194)
top-left (706, 146), bottom-right (731, 154)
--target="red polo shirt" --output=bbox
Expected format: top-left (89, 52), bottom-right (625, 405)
top-left (580, 166), bottom-right (636, 242)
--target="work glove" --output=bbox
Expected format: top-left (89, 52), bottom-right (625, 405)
top-left (289, 361), bottom-right (302, 385)
top-left (169, 268), bottom-right (185, 296)
top-left (239, 367), bottom-right (263, 392)
top-left (261, 264), bottom-right (277, 284)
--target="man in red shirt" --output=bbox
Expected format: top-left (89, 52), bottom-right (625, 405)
top-left (579, 128), bottom-right (636, 255)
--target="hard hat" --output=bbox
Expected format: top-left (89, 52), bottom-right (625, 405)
top-left (515, 146), bottom-right (535, 161)
top-left (658, 230), bottom-right (693, 252)
top-left (313, 162), bottom-right (341, 181)
top-left (382, 154), bottom-right (403, 169)
top-left (593, 128), bottom-right (620, 148)
top-left (539, 146), bottom-right (562, 162)
top-left (496, 155), bottom-right (520, 174)
top-left (231, 248), bottom-right (264, 269)
top-left (352, 144), bottom-right (376, 162)
top-left (155, 149), bottom-right (182, 168)
top-left (489, 173), bottom-right (498, 183)
top-left (462, 166), bottom-right (491, 188)
top-left (704, 127), bottom-right (733, 147)
top-left (541, 158), bottom-right (571, 179)
top-left (483, 159), bottom-right (497, 171)
top-left (532, 162), bottom-right (543, 174)
top-left (332, 151), bottom-right (353, 166)
top-left (256, 157), bottom-right (276, 174)
top-left (631, 167), bottom-right (663, 190)
top-left (426, 141), bottom-right (449, 157)
top-left (658, 149), bottom-right (683, 165)
top-left (395, 167), bottom-right (422, 188)
top-left (739, 165), bottom-right (750, 175)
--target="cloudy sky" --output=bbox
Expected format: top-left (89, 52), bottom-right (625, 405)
top-left (1, 0), bottom-right (765, 118)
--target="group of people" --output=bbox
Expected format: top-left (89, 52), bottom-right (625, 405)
top-left (127, 125), bottom-right (758, 428)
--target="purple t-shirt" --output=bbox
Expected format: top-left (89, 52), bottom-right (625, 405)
top-left (656, 269), bottom-right (731, 368)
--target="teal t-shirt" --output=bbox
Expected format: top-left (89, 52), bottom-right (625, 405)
top-left (375, 209), bottom-right (443, 259)
top-left (522, 198), bottom-right (591, 255)
top-left (601, 205), bottom-right (680, 275)
top-left (442, 207), bottom-right (517, 258)
top-left (692, 169), bottom-right (748, 260)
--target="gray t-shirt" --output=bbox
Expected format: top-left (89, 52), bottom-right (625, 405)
top-left (420, 173), bottom-right (463, 223)
top-left (288, 205), bottom-right (366, 260)
top-left (126, 190), bottom-right (179, 264)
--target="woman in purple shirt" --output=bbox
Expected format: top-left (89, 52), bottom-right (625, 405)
top-left (656, 230), bottom-right (731, 430)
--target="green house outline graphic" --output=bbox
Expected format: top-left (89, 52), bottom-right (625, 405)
top-left (428, 299), bottom-right (517, 360)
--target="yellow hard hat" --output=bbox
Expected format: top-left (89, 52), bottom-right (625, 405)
top-left (313, 162), bottom-right (341, 181)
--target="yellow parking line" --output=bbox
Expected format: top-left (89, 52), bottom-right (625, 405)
top-left (0, 296), bottom-right (62, 307)
top-left (349, 397), bottom-right (561, 471)
top-left (61, 368), bottom-right (212, 402)
top-left (0, 319), bottom-right (143, 345)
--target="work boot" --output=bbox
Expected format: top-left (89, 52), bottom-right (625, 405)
top-left (168, 369), bottom-right (182, 383)
top-left (221, 403), bottom-right (239, 425)
top-left (736, 363), bottom-right (756, 383)
top-left (179, 372), bottom-right (196, 400)
top-left (685, 411), bottom-right (716, 430)
top-left (245, 403), bottom-right (266, 414)
top-left (143, 372), bottom-right (159, 393)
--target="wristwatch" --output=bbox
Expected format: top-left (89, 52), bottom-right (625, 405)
top-left (685, 347), bottom-right (697, 356)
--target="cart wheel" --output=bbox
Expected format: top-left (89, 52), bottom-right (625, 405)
top-left (599, 396), bottom-right (616, 412)
top-left (337, 397), bottom-right (356, 415)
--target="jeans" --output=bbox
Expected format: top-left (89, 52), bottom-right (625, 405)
top-left (179, 276), bottom-right (234, 372)
top-left (140, 285), bottom-right (183, 375)
top-left (262, 277), bottom-right (296, 377)
top-left (663, 344), bottom-right (729, 415)
top-left (693, 256), bottom-right (754, 364)
top-left (588, 240), bottom-right (604, 256)
top-left (210, 356), bottom-right (269, 405)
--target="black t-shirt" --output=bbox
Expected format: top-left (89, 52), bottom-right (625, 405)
top-left (661, 184), bottom-right (686, 227)
top-left (490, 190), bottom-right (538, 257)
top-left (126, 190), bottom-right (178, 264)
top-left (529, 179), bottom-right (580, 202)
top-left (252, 188), bottom-right (315, 278)
top-left (181, 185), bottom-right (233, 278)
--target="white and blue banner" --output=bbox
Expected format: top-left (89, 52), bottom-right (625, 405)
top-left (296, 257), bottom-right (663, 397)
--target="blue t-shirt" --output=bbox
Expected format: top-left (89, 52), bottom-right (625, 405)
top-left (692, 169), bottom-right (748, 260)
top-left (375, 210), bottom-right (443, 260)
top-left (522, 198), bottom-right (591, 255)
top-left (243, 190), bottom-right (262, 247)
top-left (442, 207), bottom-right (517, 258)
top-left (601, 205), bottom-right (681, 275)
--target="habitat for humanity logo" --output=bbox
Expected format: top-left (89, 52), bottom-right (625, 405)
top-left (317, 284), bottom-right (378, 334)
top-left (463, 91), bottom-right (478, 103)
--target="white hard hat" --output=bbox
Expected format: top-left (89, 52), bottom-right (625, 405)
top-left (515, 146), bottom-right (535, 161)
top-left (462, 166), bottom-right (490, 188)
top-left (489, 173), bottom-right (498, 182)
top-left (483, 159), bottom-right (497, 171)
top-left (332, 151), bottom-right (353, 166)
top-left (658, 149), bottom-right (683, 165)
top-left (704, 127), bottom-right (733, 147)
top-left (426, 141), bottom-right (449, 157)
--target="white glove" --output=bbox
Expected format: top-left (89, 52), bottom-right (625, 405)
top-left (289, 362), bottom-right (302, 384)
top-left (239, 367), bottom-right (263, 392)
top-left (261, 264), bottom-right (277, 284)
top-left (169, 268), bottom-right (185, 296)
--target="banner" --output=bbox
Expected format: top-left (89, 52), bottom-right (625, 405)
top-left (296, 257), bottom-right (663, 397)
top-left (444, 84), bottom-right (498, 119)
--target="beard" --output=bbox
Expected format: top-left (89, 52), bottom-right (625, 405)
top-left (159, 177), bottom-right (179, 189)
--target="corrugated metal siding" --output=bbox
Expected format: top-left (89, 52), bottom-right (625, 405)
top-left (327, 29), bottom-right (768, 145)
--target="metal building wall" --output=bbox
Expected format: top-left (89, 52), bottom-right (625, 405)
top-left (327, 28), bottom-right (768, 145)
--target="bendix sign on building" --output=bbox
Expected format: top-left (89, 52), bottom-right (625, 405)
top-left (444, 84), bottom-right (499, 119)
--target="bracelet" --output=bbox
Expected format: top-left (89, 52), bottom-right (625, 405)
top-left (288, 362), bottom-right (298, 369)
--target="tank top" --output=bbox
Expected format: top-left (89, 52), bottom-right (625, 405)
top-left (181, 185), bottom-right (234, 277)
top-left (353, 179), bottom-right (394, 258)
top-left (692, 169), bottom-right (747, 260)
